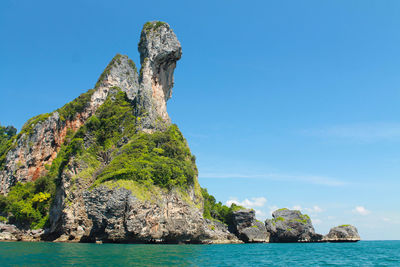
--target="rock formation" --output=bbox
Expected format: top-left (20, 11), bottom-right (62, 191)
top-left (0, 21), bottom-right (242, 244)
top-left (231, 209), bottom-right (269, 243)
top-left (0, 223), bottom-right (43, 242)
top-left (137, 21), bottom-right (182, 130)
top-left (0, 54), bottom-right (139, 194)
top-left (265, 208), bottom-right (322, 242)
top-left (323, 225), bottom-right (360, 242)
top-left (0, 22), bottom-right (179, 194)
top-left (0, 21), bottom-right (360, 244)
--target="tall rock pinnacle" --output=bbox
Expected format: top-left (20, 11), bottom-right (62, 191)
top-left (137, 21), bottom-right (182, 129)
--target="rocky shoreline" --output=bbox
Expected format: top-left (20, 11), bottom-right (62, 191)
top-left (0, 208), bottom-right (360, 244)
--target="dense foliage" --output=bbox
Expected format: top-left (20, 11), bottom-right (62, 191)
top-left (94, 125), bottom-right (197, 189)
top-left (0, 124), bottom-right (17, 168)
top-left (0, 175), bottom-right (55, 229)
top-left (0, 88), bottom-right (200, 229)
top-left (57, 89), bottom-right (95, 121)
top-left (201, 188), bottom-right (244, 226)
top-left (82, 89), bottom-right (197, 189)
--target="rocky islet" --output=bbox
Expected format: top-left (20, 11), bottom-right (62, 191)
top-left (0, 21), bottom-right (359, 244)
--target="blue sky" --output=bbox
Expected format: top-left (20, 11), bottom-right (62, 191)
top-left (1, 0), bottom-right (400, 240)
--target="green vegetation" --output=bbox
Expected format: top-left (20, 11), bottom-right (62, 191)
top-left (0, 216), bottom-right (7, 223)
top-left (291, 214), bottom-right (309, 225)
top-left (57, 89), bottom-right (95, 121)
top-left (276, 208), bottom-right (288, 212)
top-left (142, 21), bottom-right (166, 33)
top-left (128, 59), bottom-right (137, 72)
top-left (275, 216), bottom-right (285, 222)
top-left (0, 124), bottom-right (17, 168)
top-left (0, 87), bottom-right (204, 229)
top-left (339, 224), bottom-right (350, 227)
top-left (93, 124), bottom-right (197, 189)
top-left (0, 175), bottom-right (55, 229)
top-left (201, 188), bottom-right (244, 226)
top-left (20, 114), bottom-right (51, 136)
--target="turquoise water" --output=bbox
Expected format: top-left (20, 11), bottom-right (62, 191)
top-left (0, 241), bottom-right (399, 266)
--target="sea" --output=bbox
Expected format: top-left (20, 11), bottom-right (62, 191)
top-left (0, 241), bottom-right (399, 266)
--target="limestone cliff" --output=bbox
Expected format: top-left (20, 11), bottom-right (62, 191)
top-left (0, 21), bottom-right (239, 244)
top-left (0, 54), bottom-right (139, 194)
top-left (0, 22), bottom-right (181, 194)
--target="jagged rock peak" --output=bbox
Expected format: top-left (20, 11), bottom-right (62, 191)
top-left (93, 54), bottom-right (139, 102)
top-left (137, 21), bottom-right (182, 125)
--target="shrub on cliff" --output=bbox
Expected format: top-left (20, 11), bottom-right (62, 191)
top-left (0, 124), bottom-right (17, 168)
top-left (1, 176), bottom-right (54, 229)
top-left (202, 188), bottom-right (244, 226)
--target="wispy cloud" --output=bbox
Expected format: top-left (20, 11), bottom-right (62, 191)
top-left (200, 172), bottom-right (346, 187)
top-left (303, 122), bottom-right (400, 142)
top-left (353, 206), bottom-right (371, 216)
top-left (226, 197), bottom-right (268, 219)
top-left (290, 205), bottom-right (324, 214)
top-left (226, 197), bottom-right (267, 208)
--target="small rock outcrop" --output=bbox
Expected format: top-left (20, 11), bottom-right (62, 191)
top-left (0, 223), bottom-right (43, 241)
top-left (323, 225), bottom-right (360, 242)
top-left (265, 208), bottom-right (322, 242)
top-left (231, 209), bottom-right (269, 243)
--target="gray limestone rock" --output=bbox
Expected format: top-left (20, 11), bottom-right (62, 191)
top-left (137, 21), bottom-right (182, 130)
top-left (232, 209), bottom-right (269, 243)
top-left (265, 208), bottom-right (322, 242)
top-left (0, 223), bottom-right (44, 241)
top-left (323, 225), bottom-right (360, 242)
top-left (0, 223), bottom-right (21, 241)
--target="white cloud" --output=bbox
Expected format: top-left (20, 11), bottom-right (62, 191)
top-left (303, 122), bottom-right (400, 142)
top-left (200, 172), bottom-right (346, 187)
top-left (290, 205), bottom-right (323, 214)
top-left (254, 209), bottom-right (267, 219)
top-left (353, 206), bottom-right (371, 216)
top-left (226, 197), bottom-right (267, 209)
top-left (305, 205), bottom-right (323, 213)
top-left (383, 218), bottom-right (391, 222)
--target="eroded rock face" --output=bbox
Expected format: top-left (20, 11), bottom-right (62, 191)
top-left (0, 21), bottom-right (243, 244)
top-left (48, 180), bottom-right (239, 244)
top-left (0, 55), bottom-right (139, 195)
top-left (137, 22), bottom-right (182, 129)
top-left (265, 209), bottom-right (322, 242)
top-left (231, 209), bottom-right (269, 243)
top-left (79, 186), bottom-right (237, 244)
top-left (323, 225), bottom-right (360, 242)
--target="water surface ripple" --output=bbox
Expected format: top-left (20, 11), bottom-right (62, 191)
top-left (0, 241), bottom-right (399, 266)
